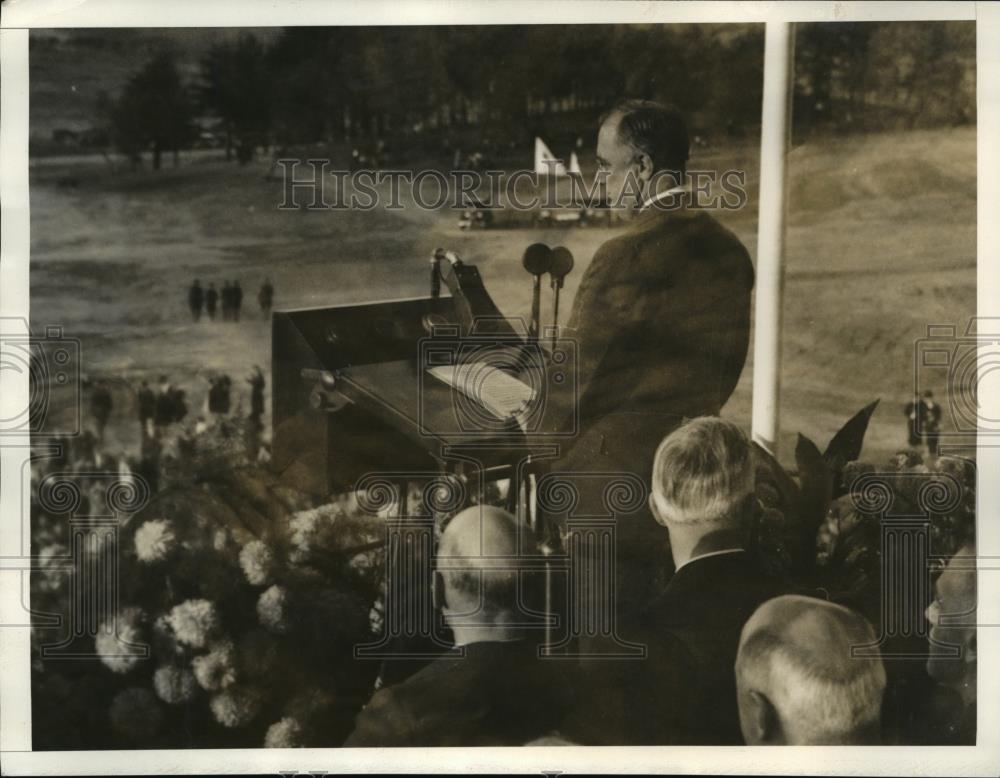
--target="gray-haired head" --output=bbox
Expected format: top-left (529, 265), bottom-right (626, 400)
top-left (650, 416), bottom-right (754, 526)
top-left (735, 595), bottom-right (886, 745)
top-left (926, 541), bottom-right (977, 687)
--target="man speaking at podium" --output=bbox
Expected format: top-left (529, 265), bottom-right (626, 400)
top-left (444, 100), bottom-right (753, 618)
top-left (549, 99), bottom-right (754, 615)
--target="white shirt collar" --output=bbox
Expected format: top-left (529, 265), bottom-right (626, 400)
top-left (640, 184), bottom-right (689, 211)
top-left (674, 547), bottom-right (745, 573)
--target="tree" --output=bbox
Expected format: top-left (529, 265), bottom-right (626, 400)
top-left (200, 34), bottom-right (272, 164)
top-left (111, 51), bottom-right (196, 170)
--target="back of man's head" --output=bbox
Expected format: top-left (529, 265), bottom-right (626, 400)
top-left (926, 541), bottom-right (977, 687)
top-left (651, 416), bottom-right (753, 528)
top-left (601, 99), bottom-right (690, 174)
top-left (437, 506), bottom-right (521, 629)
top-left (735, 595), bottom-right (886, 745)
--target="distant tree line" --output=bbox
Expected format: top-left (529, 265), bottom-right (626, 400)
top-left (96, 21), bottom-right (974, 169)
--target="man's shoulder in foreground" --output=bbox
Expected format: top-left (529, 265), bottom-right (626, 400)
top-left (647, 550), bottom-right (785, 633)
top-left (619, 551), bottom-right (787, 745)
top-left (344, 639), bottom-right (571, 747)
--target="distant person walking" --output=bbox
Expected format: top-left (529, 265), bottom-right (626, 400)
top-left (233, 281), bottom-right (244, 322)
top-left (137, 435), bottom-right (161, 495)
top-left (136, 381), bottom-right (156, 438)
top-left (904, 393), bottom-right (924, 447)
top-left (89, 379), bottom-right (113, 445)
top-left (258, 278), bottom-right (274, 318)
top-left (188, 279), bottom-right (204, 322)
top-left (247, 366), bottom-right (266, 429)
top-left (137, 380), bottom-right (155, 438)
top-left (221, 281), bottom-right (233, 321)
top-left (154, 376), bottom-right (175, 437)
top-left (922, 390), bottom-right (942, 456)
top-left (207, 375), bottom-right (232, 418)
top-left (205, 283), bottom-right (219, 321)
top-left (904, 390), bottom-right (943, 455)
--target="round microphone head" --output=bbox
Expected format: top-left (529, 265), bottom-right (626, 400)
top-left (549, 246), bottom-right (575, 279)
top-left (522, 243), bottom-right (553, 275)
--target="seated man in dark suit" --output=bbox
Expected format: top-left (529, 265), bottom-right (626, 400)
top-left (566, 417), bottom-right (785, 744)
top-left (344, 506), bottom-right (572, 746)
top-left (736, 595), bottom-right (886, 744)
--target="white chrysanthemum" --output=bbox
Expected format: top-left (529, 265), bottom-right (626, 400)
top-left (368, 599), bottom-right (385, 636)
top-left (213, 527), bottom-right (233, 552)
top-left (95, 607), bottom-right (146, 674)
top-left (210, 686), bottom-right (263, 728)
top-left (192, 640), bottom-right (237, 691)
top-left (36, 543), bottom-right (69, 593)
top-left (287, 509), bottom-right (322, 564)
top-left (264, 716), bottom-right (304, 748)
top-left (166, 599), bottom-right (219, 649)
top-left (287, 503), bottom-right (347, 563)
top-left (349, 549), bottom-right (379, 573)
top-left (237, 628), bottom-right (278, 676)
top-left (153, 664), bottom-right (198, 704)
top-left (109, 687), bottom-right (164, 741)
top-left (239, 540), bottom-right (276, 586)
top-left (257, 585), bottom-right (292, 634)
top-left (134, 519), bottom-right (176, 563)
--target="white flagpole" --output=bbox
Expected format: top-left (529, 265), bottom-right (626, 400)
top-left (751, 21), bottom-right (795, 456)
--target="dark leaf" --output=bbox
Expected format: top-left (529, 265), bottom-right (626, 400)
top-left (794, 433), bottom-right (833, 575)
top-left (824, 399), bottom-right (880, 473)
top-left (751, 441), bottom-right (800, 508)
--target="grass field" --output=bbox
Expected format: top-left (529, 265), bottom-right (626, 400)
top-left (29, 126), bottom-right (976, 466)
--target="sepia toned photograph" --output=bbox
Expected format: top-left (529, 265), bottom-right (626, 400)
top-left (0, 2), bottom-right (995, 774)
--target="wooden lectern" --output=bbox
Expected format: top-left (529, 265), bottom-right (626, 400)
top-left (271, 266), bottom-right (576, 503)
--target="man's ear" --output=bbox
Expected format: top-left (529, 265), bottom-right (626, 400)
top-left (649, 494), bottom-right (669, 528)
top-left (747, 689), bottom-right (778, 745)
top-left (634, 152), bottom-right (654, 184)
top-left (964, 630), bottom-right (977, 665)
top-left (432, 570), bottom-right (446, 612)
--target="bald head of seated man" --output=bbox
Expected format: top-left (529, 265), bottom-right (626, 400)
top-left (435, 504), bottom-right (524, 645)
top-left (926, 542), bottom-right (977, 697)
top-left (345, 505), bottom-right (571, 747)
top-left (735, 595), bottom-right (886, 745)
top-left (917, 541), bottom-right (977, 744)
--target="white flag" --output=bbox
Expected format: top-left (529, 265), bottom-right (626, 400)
top-left (534, 137), bottom-right (567, 176)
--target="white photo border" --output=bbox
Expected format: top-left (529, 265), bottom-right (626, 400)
top-left (1, 1), bottom-right (996, 775)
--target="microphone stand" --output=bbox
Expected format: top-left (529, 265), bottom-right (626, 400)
top-left (550, 278), bottom-right (563, 352)
top-left (430, 251), bottom-right (443, 298)
top-left (530, 273), bottom-right (542, 343)
top-left (548, 247), bottom-right (574, 352)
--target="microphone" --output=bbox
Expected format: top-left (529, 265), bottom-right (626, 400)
top-left (522, 243), bottom-right (553, 342)
top-left (430, 248), bottom-right (446, 298)
top-left (548, 247), bottom-right (574, 350)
